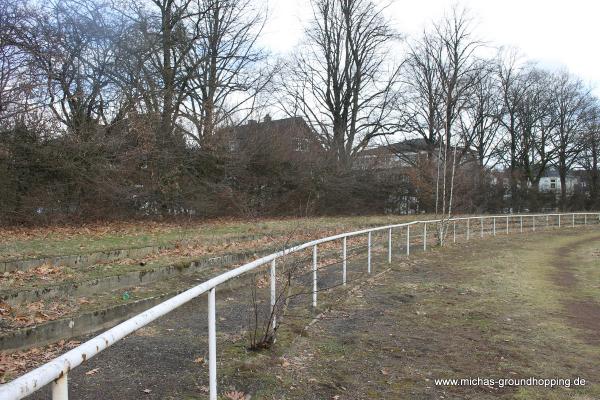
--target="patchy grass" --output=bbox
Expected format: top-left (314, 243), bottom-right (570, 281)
top-left (0, 215), bottom-right (424, 261)
top-left (216, 229), bottom-right (600, 399)
top-left (0, 217), bottom-right (390, 291)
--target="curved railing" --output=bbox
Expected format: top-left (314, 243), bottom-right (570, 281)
top-left (1, 212), bottom-right (598, 400)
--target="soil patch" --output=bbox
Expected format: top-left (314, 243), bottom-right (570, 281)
top-left (551, 233), bottom-right (600, 344)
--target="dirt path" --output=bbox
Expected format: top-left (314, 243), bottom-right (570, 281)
top-left (551, 233), bottom-right (600, 345)
top-left (550, 234), bottom-right (600, 288)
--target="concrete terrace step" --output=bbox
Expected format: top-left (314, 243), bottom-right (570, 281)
top-left (0, 240), bottom-right (381, 351)
top-left (0, 255), bottom-right (251, 351)
top-left (0, 251), bottom-right (260, 306)
top-left (0, 245), bottom-right (171, 274)
top-left (0, 233), bottom-right (270, 273)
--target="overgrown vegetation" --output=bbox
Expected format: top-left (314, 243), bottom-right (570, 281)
top-left (1, 1), bottom-right (599, 224)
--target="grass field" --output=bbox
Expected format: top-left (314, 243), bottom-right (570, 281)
top-left (215, 228), bottom-right (600, 399)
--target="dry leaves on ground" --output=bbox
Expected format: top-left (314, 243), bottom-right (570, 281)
top-left (85, 368), bottom-right (100, 375)
top-left (0, 264), bottom-right (74, 288)
top-left (1, 300), bottom-right (77, 329)
top-left (224, 391), bottom-right (251, 400)
top-left (0, 221), bottom-right (181, 243)
top-left (0, 340), bottom-right (80, 383)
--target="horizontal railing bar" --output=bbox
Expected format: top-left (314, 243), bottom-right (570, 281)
top-left (451, 212), bottom-right (596, 222)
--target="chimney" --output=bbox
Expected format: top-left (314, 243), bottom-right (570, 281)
top-left (264, 114), bottom-right (272, 122)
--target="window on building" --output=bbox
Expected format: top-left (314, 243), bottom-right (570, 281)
top-left (295, 138), bottom-right (310, 152)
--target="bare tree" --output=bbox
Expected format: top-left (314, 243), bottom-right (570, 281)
top-left (392, 7), bottom-right (483, 229)
top-left (387, 33), bottom-right (444, 215)
top-left (431, 7), bottom-right (483, 154)
top-left (280, 0), bottom-right (401, 168)
top-left (515, 68), bottom-right (555, 190)
top-left (579, 105), bottom-right (600, 209)
top-left (9, 0), bottom-right (121, 139)
top-left (181, 0), bottom-right (270, 147)
top-left (107, 0), bottom-right (214, 149)
top-left (549, 70), bottom-right (594, 210)
top-left (496, 48), bottom-right (526, 210)
top-left (396, 32), bottom-right (443, 154)
top-left (0, 0), bottom-right (36, 126)
top-left (407, 7), bottom-right (483, 242)
top-left (458, 64), bottom-right (501, 168)
top-left (496, 59), bottom-right (556, 210)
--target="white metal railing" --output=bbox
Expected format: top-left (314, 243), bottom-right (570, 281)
top-left (1, 212), bottom-right (598, 400)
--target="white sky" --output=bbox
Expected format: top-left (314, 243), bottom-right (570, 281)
top-left (259, 0), bottom-right (600, 95)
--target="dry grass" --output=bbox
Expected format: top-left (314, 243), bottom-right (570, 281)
top-left (215, 229), bottom-right (600, 399)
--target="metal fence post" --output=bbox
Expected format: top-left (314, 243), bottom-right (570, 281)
top-left (51, 374), bottom-right (68, 400)
top-left (559, 214), bottom-right (561, 228)
top-left (467, 218), bottom-right (470, 241)
top-left (572, 213), bottom-right (575, 227)
top-left (367, 232), bottom-right (371, 274)
top-left (423, 223), bottom-right (427, 251)
top-left (493, 217), bottom-right (496, 236)
top-left (388, 228), bottom-right (392, 264)
top-left (343, 236), bottom-right (347, 285)
top-left (453, 221), bottom-right (456, 243)
top-left (533, 216), bottom-right (536, 232)
top-left (506, 216), bottom-right (509, 234)
top-left (270, 260), bottom-right (276, 329)
top-left (480, 217), bottom-right (483, 238)
top-left (406, 226), bottom-right (410, 256)
top-left (208, 287), bottom-right (217, 400)
top-left (520, 216), bottom-right (523, 233)
top-left (312, 245), bottom-right (318, 308)
top-left (546, 215), bottom-right (549, 228)
top-left (585, 214), bottom-right (587, 225)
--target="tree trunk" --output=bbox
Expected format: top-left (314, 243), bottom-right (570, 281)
top-left (590, 143), bottom-right (599, 209)
top-left (559, 162), bottom-right (568, 211)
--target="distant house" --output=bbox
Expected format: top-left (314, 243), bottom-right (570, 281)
top-left (538, 168), bottom-right (582, 195)
top-left (353, 139), bottom-right (431, 170)
top-left (354, 138), bottom-right (477, 171)
top-left (220, 115), bottom-right (324, 163)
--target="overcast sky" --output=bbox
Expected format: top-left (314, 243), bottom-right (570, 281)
top-left (259, 0), bottom-right (600, 95)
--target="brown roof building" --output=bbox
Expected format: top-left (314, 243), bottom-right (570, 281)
top-left (220, 115), bottom-right (324, 163)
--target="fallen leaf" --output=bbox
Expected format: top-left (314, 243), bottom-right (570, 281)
top-left (85, 368), bottom-right (100, 376)
top-left (224, 391), bottom-right (250, 400)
